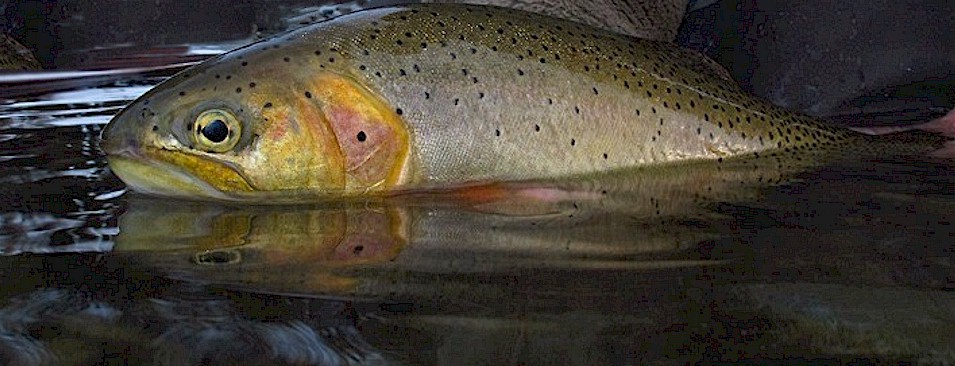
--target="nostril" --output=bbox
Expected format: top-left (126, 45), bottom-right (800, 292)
top-left (139, 107), bottom-right (155, 119)
top-left (99, 124), bottom-right (140, 155)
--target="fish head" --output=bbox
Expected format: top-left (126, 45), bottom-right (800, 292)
top-left (101, 41), bottom-right (410, 201)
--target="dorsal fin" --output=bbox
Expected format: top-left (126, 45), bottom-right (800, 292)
top-left (673, 47), bottom-right (737, 84)
top-left (0, 33), bottom-right (41, 70)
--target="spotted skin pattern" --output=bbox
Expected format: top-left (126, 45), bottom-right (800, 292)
top-left (101, 4), bottom-right (946, 200)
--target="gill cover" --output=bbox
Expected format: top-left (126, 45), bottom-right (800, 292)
top-left (308, 72), bottom-right (411, 193)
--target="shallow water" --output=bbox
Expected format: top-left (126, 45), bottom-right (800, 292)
top-left (1, 65), bottom-right (955, 365)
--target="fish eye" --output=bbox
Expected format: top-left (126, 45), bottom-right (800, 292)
top-left (202, 120), bottom-right (228, 142)
top-left (192, 109), bottom-right (241, 152)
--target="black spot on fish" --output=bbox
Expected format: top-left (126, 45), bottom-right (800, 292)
top-left (357, 131), bottom-right (367, 142)
top-left (305, 91), bottom-right (312, 98)
top-left (235, 87), bottom-right (242, 93)
top-left (178, 91), bottom-right (186, 97)
top-left (263, 102), bottom-right (272, 109)
top-left (396, 108), bottom-right (403, 115)
top-left (151, 125), bottom-right (158, 131)
top-left (241, 61), bottom-right (248, 67)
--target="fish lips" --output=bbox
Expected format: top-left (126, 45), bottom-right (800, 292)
top-left (103, 143), bottom-right (256, 201)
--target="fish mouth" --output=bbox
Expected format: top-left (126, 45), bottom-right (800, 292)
top-left (106, 153), bottom-right (237, 200)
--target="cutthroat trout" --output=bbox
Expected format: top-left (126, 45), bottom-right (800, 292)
top-left (99, 4), bottom-right (948, 202)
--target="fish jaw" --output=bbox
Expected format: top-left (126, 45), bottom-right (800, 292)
top-left (106, 153), bottom-right (246, 201)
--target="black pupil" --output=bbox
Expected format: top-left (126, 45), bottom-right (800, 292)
top-left (201, 119), bottom-right (229, 143)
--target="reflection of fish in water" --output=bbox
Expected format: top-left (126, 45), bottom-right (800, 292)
top-left (99, 4), bottom-right (951, 202)
top-left (116, 199), bottom-right (410, 294)
top-left (113, 185), bottom-right (733, 298)
top-left (0, 34), bottom-right (40, 71)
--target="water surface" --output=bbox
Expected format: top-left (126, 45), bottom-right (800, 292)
top-left (1, 60), bottom-right (954, 365)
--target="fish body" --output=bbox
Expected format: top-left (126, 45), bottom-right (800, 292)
top-left (0, 34), bottom-right (40, 71)
top-left (100, 4), bottom-right (941, 201)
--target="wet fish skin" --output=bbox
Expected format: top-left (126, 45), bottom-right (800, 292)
top-left (100, 3), bottom-right (939, 201)
top-left (0, 34), bottom-right (41, 71)
top-left (425, 0), bottom-right (688, 41)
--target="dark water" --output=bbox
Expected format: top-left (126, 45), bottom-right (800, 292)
top-left (1, 66), bottom-right (955, 365)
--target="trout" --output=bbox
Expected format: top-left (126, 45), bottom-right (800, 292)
top-left (0, 34), bottom-right (40, 71)
top-left (99, 3), bottom-right (948, 202)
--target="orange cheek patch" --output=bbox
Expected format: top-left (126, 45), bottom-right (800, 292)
top-left (311, 72), bottom-right (410, 192)
top-left (327, 107), bottom-right (402, 183)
